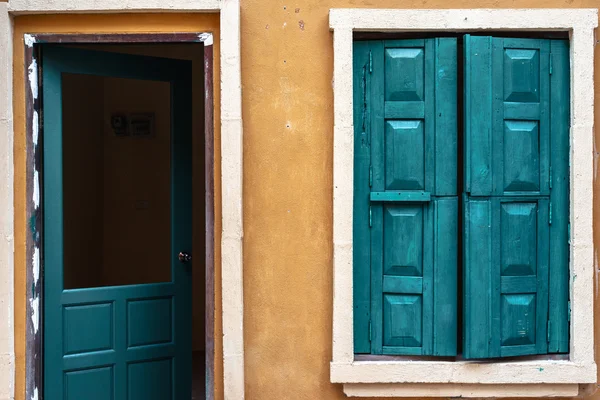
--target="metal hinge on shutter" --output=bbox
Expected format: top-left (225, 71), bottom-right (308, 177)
top-left (568, 300), bottom-right (571, 322)
top-left (369, 51), bottom-right (372, 74)
top-left (549, 202), bottom-right (552, 225)
top-left (369, 206), bottom-right (372, 228)
top-left (549, 166), bottom-right (553, 189)
top-left (547, 320), bottom-right (551, 343)
top-left (369, 320), bottom-right (372, 342)
top-left (549, 53), bottom-right (553, 75)
top-left (369, 165), bottom-right (373, 187)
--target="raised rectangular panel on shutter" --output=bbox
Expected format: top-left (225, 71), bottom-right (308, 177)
top-left (370, 38), bottom-right (458, 356)
top-left (463, 197), bottom-right (549, 358)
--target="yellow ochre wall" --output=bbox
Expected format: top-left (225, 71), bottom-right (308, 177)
top-left (239, 2), bottom-right (597, 400)
top-left (10, 3), bottom-right (600, 400)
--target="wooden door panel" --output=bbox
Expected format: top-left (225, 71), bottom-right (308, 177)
top-left (64, 367), bottom-right (114, 400)
top-left (128, 359), bottom-right (174, 400)
top-left (63, 302), bottom-right (114, 355)
top-left (43, 46), bottom-right (192, 400)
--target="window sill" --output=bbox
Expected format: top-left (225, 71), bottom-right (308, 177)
top-left (342, 383), bottom-right (581, 398)
top-left (331, 360), bottom-right (597, 397)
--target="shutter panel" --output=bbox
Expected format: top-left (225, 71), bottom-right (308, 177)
top-left (464, 36), bottom-right (550, 196)
top-left (464, 197), bottom-right (549, 358)
top-left (352, 41), bottom-right (373, 353)
top-left (369, 38), bottom-right (458, 356)
top-left (548, 40), bottom-right (570, 353)
top-left (463, 35), bottom-right (568, 358)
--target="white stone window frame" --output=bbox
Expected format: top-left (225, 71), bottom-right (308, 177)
top-left (330, 8), bottom-right (598, 398)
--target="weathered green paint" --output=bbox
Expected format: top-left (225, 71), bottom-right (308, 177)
top-left (370, 191), bottom-right (430, 202)
top-left (43, 46), bottom-right (193, 399)
top-left (465, 37), bottom-right (550, 197)
top-left (369, 39), bottom-right (385, 355)
top-left (463, 197), bottom-right (549, 358)
top-left (355, 38), bottom-right (458, 356)
top-left (356, 35), bottom-right (568, 359)
top-left (462, 36), bottom-right (569, 359)
top-left (353, 41), bottom-right (372, 354)
top-left (548, 40), bottom-right (570, 354)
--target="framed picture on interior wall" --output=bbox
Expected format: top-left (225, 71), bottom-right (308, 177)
top-left (129, 113), bottom-right (155, 138)
top-left (111, 114), bottom-right (129, 137)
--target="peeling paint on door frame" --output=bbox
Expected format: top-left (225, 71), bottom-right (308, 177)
top-left (22, 32), bottom-right (216, 400)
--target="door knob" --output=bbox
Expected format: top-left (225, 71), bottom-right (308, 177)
top-left (178, 252), bottom-right (192, 263)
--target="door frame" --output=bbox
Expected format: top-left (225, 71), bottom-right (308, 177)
top-left (23, 33), bottom-right (216, 400)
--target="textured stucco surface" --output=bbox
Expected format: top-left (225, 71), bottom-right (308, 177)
top-left (4, 2), bottom-right (600, 400)
top-left (239, 2), bottom-right (600, 400)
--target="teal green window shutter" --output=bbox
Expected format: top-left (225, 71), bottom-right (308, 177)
top-left (354, 38), bottom-right (458, 356)
top-left (353, 41), bottom-right (373, 353)
top-left (548, 39), bottom-right (570, 354)
top-left (464, 196), bottom-right (550, 358)
top-left (463, 35), bottom-right (570, 358)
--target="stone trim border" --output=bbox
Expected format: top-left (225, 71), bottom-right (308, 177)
top-left (0, 4), bottom-right (15, 400)
top-left (7, 0), bottom-right (223, 13)
top-left (330, 8), bottom-right (598, 398)
top-left (0, 1), bottom-right (245, 400)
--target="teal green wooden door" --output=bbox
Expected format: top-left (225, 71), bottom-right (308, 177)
top-left (354, 39), bottom-right (458, 356)
top-left (43, 47), bottom-right (192, 399)
top-left (463, 36), bottom-right (570, 358)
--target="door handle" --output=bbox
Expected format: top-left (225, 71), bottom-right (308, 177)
top-left (370, 191), bottom-right (431, 202)
top-left (178, 252), bottom-right (192, 263)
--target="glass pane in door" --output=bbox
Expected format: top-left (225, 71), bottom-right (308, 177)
top-left (62, 73), bottom-right (172, 289)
